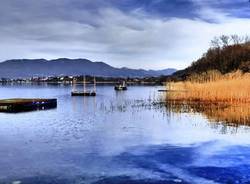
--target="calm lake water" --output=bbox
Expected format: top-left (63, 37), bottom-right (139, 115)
top-left (0, 84), bottom-right (250, 184)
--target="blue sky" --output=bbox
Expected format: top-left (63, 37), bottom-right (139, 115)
top-left (0, 0), bottom-right (249, 69)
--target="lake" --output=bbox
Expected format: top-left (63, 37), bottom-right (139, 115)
top-left (0, 84), bottom-right (250, 184)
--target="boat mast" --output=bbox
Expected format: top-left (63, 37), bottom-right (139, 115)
top-left (73, 78), bottom-right (76, 92)
top-left (93, 77), bottom-right (96, 92)
top-left (83, 76), bottom-right (86, 92)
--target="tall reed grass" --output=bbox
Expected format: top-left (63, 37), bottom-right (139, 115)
top-left (167, 70), bottom-right (250, 103)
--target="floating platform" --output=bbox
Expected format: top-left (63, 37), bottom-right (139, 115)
top-left (71, 91), bottom-right (96, 96)
top-left (0, 98), bottom-right (57, 113)
top-left (158, 89), bottom-right (168, 92)
top-left (158, 89), bottom-right (188, 92)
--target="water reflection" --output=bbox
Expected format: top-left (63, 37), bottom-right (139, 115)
top-left (1, 85), bottom-right (250, 183)
top-left (164, 101), bottom-right (250, 128)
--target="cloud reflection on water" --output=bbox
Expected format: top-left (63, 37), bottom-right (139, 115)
top-left (0, 85), bottom-right (250, 183)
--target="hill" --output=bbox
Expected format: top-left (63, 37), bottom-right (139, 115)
top-left (0, 58), bottom-right (176, 78)
top-left (167, 35), bottom-right (250, 104)
top-left (173, 35), bottom-right (250, 80)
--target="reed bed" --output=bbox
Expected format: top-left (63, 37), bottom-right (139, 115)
top-left (167, 71), bottom-right (250, 103)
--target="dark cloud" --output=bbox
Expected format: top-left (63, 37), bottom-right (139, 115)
top-left (194, 0), bottom-right (250, 19)
top-left (0, 0), bottom-right (249, 69)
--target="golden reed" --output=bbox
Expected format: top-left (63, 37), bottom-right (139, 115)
top-left (166, 71), bottom-right (250, 103)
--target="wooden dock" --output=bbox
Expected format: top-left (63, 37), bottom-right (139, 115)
top-left (158, 89), bottom-right (187, 92)
top-left (0, 98), bottom-right (57, 113)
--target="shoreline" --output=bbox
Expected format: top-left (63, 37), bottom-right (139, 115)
top-left (166, 71), bottom-right (250, 104)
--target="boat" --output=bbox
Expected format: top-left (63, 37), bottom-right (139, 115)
top-left (114, 81), bottom-right (127, 91)
top-left (71, 77), bottom-right (96, 96)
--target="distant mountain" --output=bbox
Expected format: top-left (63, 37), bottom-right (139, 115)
top-left (0, 58), bottom-right (176, 78)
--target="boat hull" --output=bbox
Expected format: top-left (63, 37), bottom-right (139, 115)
top-left (71, 91), bottom-right (96, 96)
top-left (114, 86), bottom-right (127, 91)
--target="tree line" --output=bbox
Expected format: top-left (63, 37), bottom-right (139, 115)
top-left (173, 34), bottom-right (250, 80)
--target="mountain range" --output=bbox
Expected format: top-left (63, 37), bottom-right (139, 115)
top-left (0, 58), bottom-right (176, 78)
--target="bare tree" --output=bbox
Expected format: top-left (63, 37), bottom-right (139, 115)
top-left (210, 36), bottom-right (221, 48)
top-left (220, 35), bottom-right (230, 47)
top-left (244, 35), bottom-right (250, 44)
top-left (231, 34), bottom-right (241, 45)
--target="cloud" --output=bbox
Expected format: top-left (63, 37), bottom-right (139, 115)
top-left (0, 0), bottom-right (249, 69)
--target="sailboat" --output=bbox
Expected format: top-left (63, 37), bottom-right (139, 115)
top-left (114, 81), bottom-right (127, 91)
top-left (71, 76), bottom-right (96, 96)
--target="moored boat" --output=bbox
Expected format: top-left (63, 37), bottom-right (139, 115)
top-left (71, 76), bottom-right (97, 96)
top-left (114, 81), bottom-right (127, 91)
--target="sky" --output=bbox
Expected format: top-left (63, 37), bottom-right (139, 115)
top-left (0, 0), bottom-right (250, 70)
